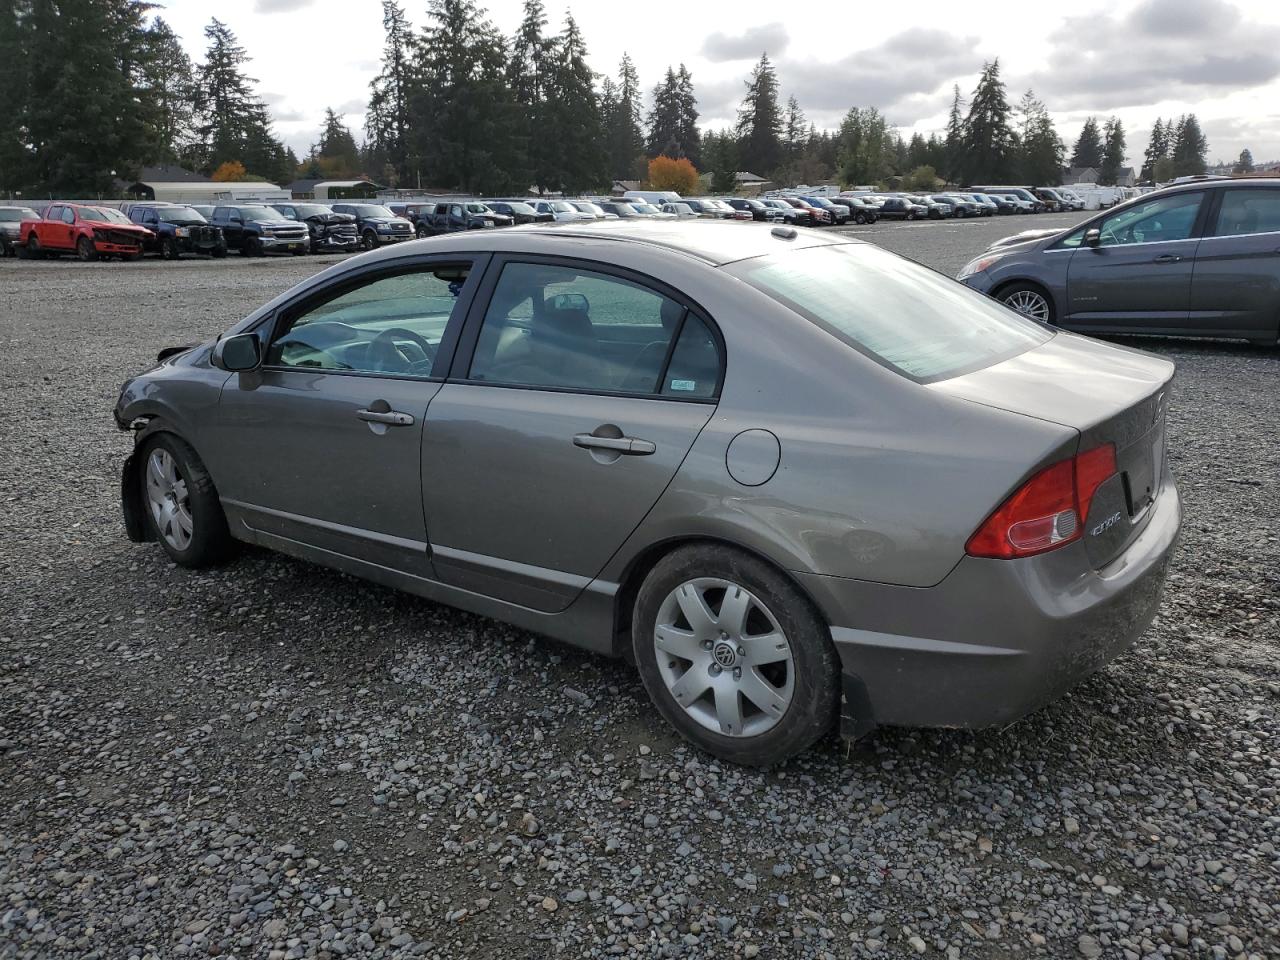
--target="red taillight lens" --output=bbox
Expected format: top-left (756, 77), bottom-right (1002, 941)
top-left (966, 443), bottom-right (1117, 560)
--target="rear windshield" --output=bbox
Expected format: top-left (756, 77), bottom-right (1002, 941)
top-left (728, 244), bottom-right (1050, 382)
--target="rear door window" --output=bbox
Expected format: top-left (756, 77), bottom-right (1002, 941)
top-left (728, 243), bottom-right (1049, 383)
top-left (1214, 188), bottom-right (1280, 237)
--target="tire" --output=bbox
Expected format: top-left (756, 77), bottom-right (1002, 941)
top-left (138, 433), bottom-right (234, 568)
top-left (632, 544), bottom-right (839, 767)
top-left (855, 213), bottom-right (866, 225)
top-left (211, 244), bottom-right (227, 259)
top-left (22, 234), bottom-right (43, 259)
top-left (997, 282), bottom-right (1055, 325)
top-left (0, 238), bottom-right (9, 257)
top-left (162, 236), bottom-right (181, 260)
top-left (415, 225), bottom-right (430, 239)
top-left (77, 236), bottom-right (98, 261)
top-left (361, 230), bottom-right (378, 251)
top-left (244, 237), bottom-right (263, 257)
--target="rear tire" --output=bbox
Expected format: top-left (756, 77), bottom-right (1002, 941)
top-left (997, 282), bottom-right (1055, 325)
top-left (22, 235), bottom-right (43, 259)
top-left (139, 433), bottom-right (234, 568)
top-left (632, 544), bottom-right (839, 767)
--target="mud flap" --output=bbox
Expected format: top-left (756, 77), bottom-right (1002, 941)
top-left (840, 673), bottom-right (877, 741)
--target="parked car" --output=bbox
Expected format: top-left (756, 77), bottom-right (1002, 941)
top-left (968, 187), bottom-right (1047, 213)
top-left (707, 198), bottom-right (749, 220)
top-left (567, 200), bottom-right (615, 220)
top-left (721, 197), bottom-right (781, 222)
top-left (593, 200), bottom-right (644, 219)
top-left (661, 202), bottom-right (699, 218)
top-left (210, 205), bottom-right (310, 256)
top-left (486, 200), bottom-right (554, 225)
top-left (1033, 188), bottom-right (1068, 212)
top-left (759, 198), bottom-right (810, 225)
top-left (958, 178), bottom-right (1280, 344)
top-left (930, 195), bottom-right (982, 218)
top-left (868, 197), bottom-right (921, 221)
top-left (1057, 189), bottom-right (1086, 211)
top-left (678, 198), bottom-right (730, 219)
top-left (967, 192), bottom-right (1016, 215)
top-left (114, 219), bottom-right (1181, 766)
top-left (271, 203), bottom-right (360, 253)
top-left (190, 205), bottom-right (216, 220)
top-left (330, 203), bottom-right (416, 248)
top-left (828, 197), bottom-right (878, 224)
top-left (619, 201), bottom-right (676, 219)
top-left (906, 195), bottom-right (952, 219)
top-left (802, 197), bottom-right (850, 225)
top-left (0, 205), bottom-right (39, 256)
top-left (624, 189), bottom-right (682, 207)
top-left (531, 199), bottom-right (595, 222)
top-left (779, 197), bottom-right (830, 225)
top-left (18, 203), bottom-right (152, 260)
top-left (128, 203), bottom-right (227, 259)
top-left (954, 194), bottom-right (998, 217)
top-left (386, 202), bottom-right (438, 237)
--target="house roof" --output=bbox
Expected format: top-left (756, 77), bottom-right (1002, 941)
top-left (287, 179), bottom-right (323, 192)
top-left (135, 164), bottom-right (209, 184)
top-left (735, 171), bottom-right (768, 183)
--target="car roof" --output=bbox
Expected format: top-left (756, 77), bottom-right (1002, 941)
top-left (360, 218), bottom-right (853, 267)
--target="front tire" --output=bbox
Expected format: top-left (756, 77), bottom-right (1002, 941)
top-left (139, 434), bottom-right (234, 568)
top-left (162, 237), bottom-right (181, 260)
top-left (361, 230), bottom-right (378, 251)
top-left (77, 236), bottom-right (98, 261)
top-left (998, 282), bottom-right (1055, 325)
top-left (632, 544), bottom-right (839, 767)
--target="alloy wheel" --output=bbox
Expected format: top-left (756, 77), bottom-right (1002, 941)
top-left (653, 578), bottom-right (795, 738)
top-left (145, 448), bottom-right (193, 551)
top-left (1003, 289), bottom-right (1051, 323)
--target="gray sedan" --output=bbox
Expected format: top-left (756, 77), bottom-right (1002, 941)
top-left (115, 220), bottom-right (1181, 765)
top-left (959, 177), bottom-right (1280, 344)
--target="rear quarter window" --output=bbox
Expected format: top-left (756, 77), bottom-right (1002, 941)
top-left (727, 243), bottom-right (1050, 383)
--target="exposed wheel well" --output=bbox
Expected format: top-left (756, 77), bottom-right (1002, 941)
top-left (610, 536), bottom-right (830, 660)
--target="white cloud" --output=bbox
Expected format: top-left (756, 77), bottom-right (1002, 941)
top-left (701, 23), bottom-right (789, 62)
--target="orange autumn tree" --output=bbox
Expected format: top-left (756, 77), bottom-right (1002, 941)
top-left (647, 155), bottom-right (699, 195)
top-left (211, 160), bottom-right (248, 182)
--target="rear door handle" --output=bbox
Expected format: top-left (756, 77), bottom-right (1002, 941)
top-left (573, 433), bottom-right (656, 455)
top-left (1152, 254), bottom-right (1182, 263)
top-left (357, 408), bottom-right (415, 426)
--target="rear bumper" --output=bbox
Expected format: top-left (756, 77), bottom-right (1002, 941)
top-left (800, 479), bottom-right (1180, 734)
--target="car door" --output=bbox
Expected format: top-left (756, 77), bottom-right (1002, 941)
top-left (137, 208), bottom-right (160, 250)
top-left (1188, 186), bottom-right (1280, 341)
top-left (207, 255), bottom-right (486, 576)
top-left (422, 256), bottom-right (721, 612)
top-left (217, 209), bottom-right (245, 249)
top-left (1064, 190), bottom-right (1205, 334)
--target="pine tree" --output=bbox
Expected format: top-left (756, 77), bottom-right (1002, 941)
top-left (836, 107), bottom-right (889, 187)
top-left (603, 54), bottom-right (644, 180)
top-left (959, 60), bottom-right (1015, 184)
top-left (1170, 114), bottom-right (1208, 177)
top-left (735, 54), bottom-right (782, 178)
top-left (506, 0), bottom-right (553, 191)
top-left (191, 19), bottom-right (288, 180)
top-left (646, 68), bottom-right (681, 159)
top-left (943, 84), bottom-right (965, 183)
top-left (0, 0), bottom-right (31, 192)
top-left (1233, 148), bottom-right (1254, 174)
top-left (366, 0), bottom-right (416, 186)
top-left (674, 64), bottom-right (700, 168)
top-left (1140, 118), bottom-right (1169, 182)
top-left (542, 14), bottom-right (605, 193)
top-left (1070, 117), bottom-right (1103, 170)
top-left (1015, 90), bottom-right (1063, 185)
top-left (135, 17), bottom-right (197, 164)
top-left (703, 130), bottom-right (738, 193)
top-left (315, 108), bottom-right (360, 176)
top-left (1099, 117), bottom-right (1126, 185)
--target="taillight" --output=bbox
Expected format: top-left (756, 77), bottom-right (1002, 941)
top-left (966, 443), bottom-right (1117, 559)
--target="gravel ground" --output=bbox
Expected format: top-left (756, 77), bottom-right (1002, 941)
top-left (1, 226), bottom-right (1278, 960)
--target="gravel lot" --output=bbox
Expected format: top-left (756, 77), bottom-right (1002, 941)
top-left (2, 221), bottom-right (1278, 960)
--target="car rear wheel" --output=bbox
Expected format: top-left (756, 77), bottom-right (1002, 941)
top-left (633, 544), bottom-right (839, 766)
top-left (140, 434), bottom-right (234, 568)
top-left (77, 236), bottom-right (98, 261)
top-left (22, 235), bottom-right (43, 259)
top-left (998, 283), bottom-right (1055, 324)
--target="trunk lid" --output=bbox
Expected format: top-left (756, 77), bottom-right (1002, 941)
top-left (932, 333), bottom-right (1175, 567)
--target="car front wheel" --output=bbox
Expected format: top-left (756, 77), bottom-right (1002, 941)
top-left (140, 434), bottom-right (234, 568)
top-left (77, 236), bottom-right (98, 261)
top-left (361, 230), bottom-right (378, 251)
top-left (999, 283), bottom-right (1055, 325)
top-left (633, 544), bottom-right (839, 766)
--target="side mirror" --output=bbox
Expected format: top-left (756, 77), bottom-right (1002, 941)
top-left (211, 333), bottom-right (261, 372)
top-left (1084, 228), bottom-right (1102, 247)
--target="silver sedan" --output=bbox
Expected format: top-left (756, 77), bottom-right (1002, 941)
top-left (115, 220), bottom-right (1181, 765)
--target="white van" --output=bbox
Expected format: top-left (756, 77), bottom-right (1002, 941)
top-left (624, 190), bottom-right (682, 206)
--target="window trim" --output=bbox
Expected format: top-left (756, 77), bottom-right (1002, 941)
top-left (1051, 188), bottom-right (1213, 251)
top-left (253, 252), bottom-right (492, 382)
top-left (447, 252), bottom-right (725, 403)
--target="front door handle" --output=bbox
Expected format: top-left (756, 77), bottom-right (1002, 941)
top-left (357, 408), bottom-right (414, 426)
top-left (1152, 254), bottom-right (1182, 263)
top-left (573, 433), bottom-right (656, 455)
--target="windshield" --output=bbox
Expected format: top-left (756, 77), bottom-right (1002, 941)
top-left (549, 201), bottom-right (576, 213)
top-left (728, 244), bottom-right (1050, 382)
top-left (290, 204), bottom-right (331, 217)
top-left (570, 202), bottom-right (601, 214)
top-left (80, 207), bottom-right (132, 224)
top-left (349, 205), bottom-right (395, 218)
top-left (240, 206), bottom-right (283, 222)
top-left (629, 203), bottom-right (661, 214)
top-left (506, 202), bottom-right (536, 214)
top-left (0, 208), bottom-right (37, 221)
top-left (465, 203), bottom-right (491, 214)
top-left (160, 206), bottom-right (207, 222)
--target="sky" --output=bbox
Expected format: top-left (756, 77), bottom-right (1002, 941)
top-left (153, 0), bottom-right (1280, 170)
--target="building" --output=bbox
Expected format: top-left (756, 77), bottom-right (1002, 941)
top-left (287, 179), bottom-right (383, 200)
top-left (610, 180), bottom-right (641, 196)
top-left (123, 175), bottom-right (288, 204)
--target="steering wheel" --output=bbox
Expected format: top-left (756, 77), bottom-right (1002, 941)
top-left (368, 327), bottom-right (436, 375)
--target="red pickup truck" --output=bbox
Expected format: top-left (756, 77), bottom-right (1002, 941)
top-left (19, 203), bottom-right (153, 261)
